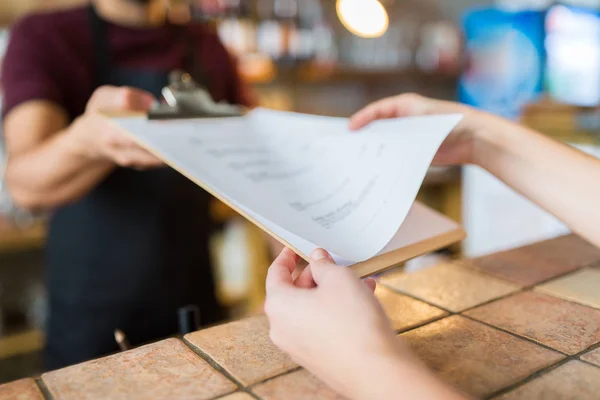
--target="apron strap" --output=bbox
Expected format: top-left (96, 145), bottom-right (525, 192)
top-left (88, 4), bottom-right (111, 87)
top-left (87, 3), bottom-right (210, 90)
top-left (180, 25), bottom-right (210, 90)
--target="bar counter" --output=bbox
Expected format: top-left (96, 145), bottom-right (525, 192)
top-left (2, 234), bottom-right (600, 399)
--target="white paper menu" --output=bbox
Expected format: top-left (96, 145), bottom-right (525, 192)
top-left (111, 108), bottom-right (463, 264)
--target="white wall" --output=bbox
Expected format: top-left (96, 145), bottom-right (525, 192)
top-left (463, 143), bottom-right (600, 257)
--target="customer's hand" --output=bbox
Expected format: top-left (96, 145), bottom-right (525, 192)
top-left (350, 93), bottom-right (485, 166)
top-left (265, 248), bottom-right (468, 400)
top-left (265, 248), bottom-right (412, 399)
top-left (71, 86), bottom-right (164, 170)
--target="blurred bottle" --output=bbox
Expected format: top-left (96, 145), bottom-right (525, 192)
top-left (274, 0), bottom-right (299, 65)
top-left (257, 0), bottom-right (285, 60)
top-left (217, 0), bottom-right (256, 56)
top-left (415, 21), bottom-right (462, 74)
top-left (289, 0), bottom-right (320, 62)
top-left (25, 282), bottom-right (47, 331)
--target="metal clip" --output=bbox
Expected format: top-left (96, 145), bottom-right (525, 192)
top-left (148, 70), bottom-right (245, 120)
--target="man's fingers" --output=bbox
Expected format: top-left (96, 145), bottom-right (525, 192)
top-left (112, 148), bottom-right (164, 169)
top-left (266, 248), bottom-right (299, 292)
top-left (118, 87), bottom-right (156, 112)
top-left (88, 86), bottom-right (155, 113)
top-left (103, 130), bottom-right (164, 168)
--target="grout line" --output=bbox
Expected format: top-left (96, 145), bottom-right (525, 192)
top-left (379, 279), bottom-right (527, 317)
top-left (484, 331), bottom-right (600, 399)
top-left (182, 336), bottom-right (300, 400)
top-left (529, 266), bottom-right (591, 289)
top-left (579, 359), bottom-right (600, 370)
top-left (35, 377), bottom-right (53, 400)
top-left (483, 356), bottom-right (573, 400)
top-left (578, 340), bottom-right (600, 368)
top-left (381, 261), bottom-right (596, 325)
top-left (459, 314), bottom-right (569, 356)
top-left (453, 259), bottom-right (527, 286)
top-left (458, 288), bottom-right (527, 314)
top-left (209, 387), bottom-right (262, 400)
top-left (242, 389), bottom-right (262, 400)
top-left (247, 367), bottom-right (303, 390)
top-left (533, 291), bottom-right (600, 311)
top-left (581, 340), bottom-right (600, 354)
top-left (383, 254), bottom-right (600, 399)
top-left (462, 256), bottom-right (594, 291)
top-left (395, 313), bottom-right (450, 335)
top-left (377, 283), bottom-right (455, 314)
top-left (181, 337), bottom-right (246, 391)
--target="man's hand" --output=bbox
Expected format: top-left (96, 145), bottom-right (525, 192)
top-left (349, 93), bottom-right (483, 166)
top-left (70, 86), bottom-right (164, 170)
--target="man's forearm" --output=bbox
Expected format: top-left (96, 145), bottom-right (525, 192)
top-left (6, 127), bottom-right (114, 210)
top-left (473, 114), bottom-right (600, 247)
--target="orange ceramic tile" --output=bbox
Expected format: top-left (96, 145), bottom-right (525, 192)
top-left (252, 370), bottom-right (345, 400)
top-left (468, 235), bottom-right (600, 287)
top-left (536, 268), bottom-right (600, 310)
top-left (468, 248), bottom-right (579, 286)
top-left (216, 393), bottom-right (255, 400)
top-left (185, 315), bottom-right (297, 386)
top-left (465, 291), bottom-right (600, 355)
top-left (495, 360), bottom-right (600, 400)
top-left (524, 234), bottom-right (600, 268)
top-left (0, 379), bottom-right (44, 400)
top-left (42, 338), bottom-right (236, 400)
top-left (401, 316), bottom-right (563, 398)
top-left (581, 347), bottom-right (600, 367)
top-left (374, 286), bottom-right (447, 332)
top-left (380, 263), bottom-right (518, 312)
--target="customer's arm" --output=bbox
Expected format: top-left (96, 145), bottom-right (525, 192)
top-left (265, 248), bottom-right (468, 400)
top-left (350, 94), bottom-right (600, 248)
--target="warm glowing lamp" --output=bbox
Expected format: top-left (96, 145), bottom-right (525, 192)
top-left (336, 0), bottom-right (389, 39)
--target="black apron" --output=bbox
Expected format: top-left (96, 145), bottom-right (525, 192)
top-left (44, 5), bottom-right (223, 370)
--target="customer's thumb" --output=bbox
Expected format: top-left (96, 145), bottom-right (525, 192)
top-left (308, 248), bottom-right (341, 285)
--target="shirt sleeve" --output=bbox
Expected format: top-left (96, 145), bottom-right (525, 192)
top-left (1, 15), bottom-right (65, 118)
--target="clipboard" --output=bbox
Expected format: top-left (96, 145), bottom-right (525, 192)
top-left (106, 72), bottom-right (466, 278)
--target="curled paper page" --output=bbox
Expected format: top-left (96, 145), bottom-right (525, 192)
top-left (111, 108), bottom-right (462, 262)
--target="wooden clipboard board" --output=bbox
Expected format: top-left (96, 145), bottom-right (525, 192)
top-left (103, 112), bottom-right (465, 278)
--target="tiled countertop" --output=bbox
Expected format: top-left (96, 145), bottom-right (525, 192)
top-left (3, 234), bottom-right (600, 399)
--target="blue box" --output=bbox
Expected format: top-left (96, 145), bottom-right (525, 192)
top-left (459, 8), bottom-right (546, 119)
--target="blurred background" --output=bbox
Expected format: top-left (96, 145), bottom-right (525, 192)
top-left (0, 0), bottom-right (599, 382)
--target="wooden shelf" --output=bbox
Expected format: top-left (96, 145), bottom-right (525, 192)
top-left (0, 329), bottom-right (44, 360)
top-left (0, 218), bottom-right (46, 255)
top-left (521, 99), bottom-right (600, 143)
top-left (249, 62), bottom-right (459, 87)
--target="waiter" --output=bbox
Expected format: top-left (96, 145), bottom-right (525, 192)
top-left (1, 0), bottom-right (252, 369)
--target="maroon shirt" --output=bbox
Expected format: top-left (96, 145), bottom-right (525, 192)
top-left (1, 6), bottom-right (252, 119)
